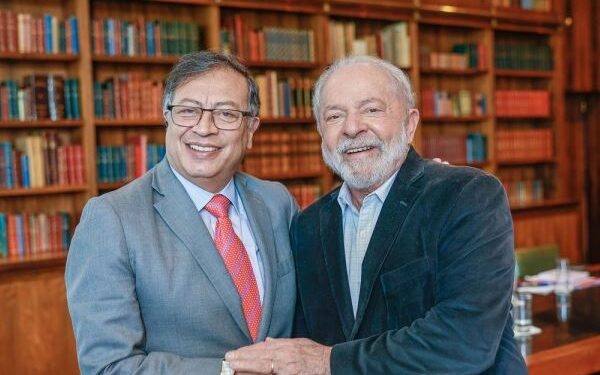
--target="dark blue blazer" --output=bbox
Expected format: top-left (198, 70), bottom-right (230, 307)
top-left (292, 148), bottom-right (527, 374)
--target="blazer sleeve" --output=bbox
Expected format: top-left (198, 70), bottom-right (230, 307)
top-left (290, 212), bottom-right (309, 338)
top-left (65, 197), bottom-right (224, 375)
top-left (330, 174), bottom-right (516, 375)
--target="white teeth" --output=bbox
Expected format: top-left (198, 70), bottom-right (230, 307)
top-left (346, 146), bottom-right (373, 154)
top-left (189, 144), bottom-right (219, 152)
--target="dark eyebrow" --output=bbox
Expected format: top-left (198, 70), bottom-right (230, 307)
top-left (174, 98), bottom-right (202, 106)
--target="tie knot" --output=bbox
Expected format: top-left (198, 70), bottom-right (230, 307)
top-left (205, 194), bottom-right (231, 218)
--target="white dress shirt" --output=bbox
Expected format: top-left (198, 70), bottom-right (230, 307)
top-left (337, 170), bottom-right (398, 315)
top-left (170, 167), bottom-right (264, 302)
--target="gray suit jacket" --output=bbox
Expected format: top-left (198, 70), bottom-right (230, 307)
top-left (66, 158), bottom-right (298, 375)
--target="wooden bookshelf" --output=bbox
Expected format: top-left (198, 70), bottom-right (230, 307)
top-left (260, 118), bottom-right (316, 125)
top-left (95, 119), bottom-right (165, 127)
top-left (510, 198), bottom-right (579, 213)
top-left (420, 67), bottom-right (488, 75)
top-left (0, 185), bottom-right (88, 198)
top-left (0, 120), bottom-right (84, 129)
top-left (0, 251), bottom-right (67, 274)
top-left (0, 52), bottom-right (79, 62)
top-left (92, 55), bottom-right (179, 65)
top-left (495, 69), bottom-right (554, 78)
top-left (496, 159), bottom-right (556, 166)
top-left (421, 115), bottom-right (488, 123)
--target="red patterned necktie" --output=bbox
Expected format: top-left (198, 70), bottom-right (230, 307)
top-left (204, 194), bottom-right (262, 342)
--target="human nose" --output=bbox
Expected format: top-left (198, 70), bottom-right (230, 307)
top-left (191, 109), bottom-right (218, 136)
top-left (342, 111), bottom-right (368, 138)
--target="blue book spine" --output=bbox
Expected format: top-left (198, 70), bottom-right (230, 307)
top-left (146, 22), bottom-right (155, 56)
top-left (64, 78), bottom-right (73, 119)
top-left (21, 154), bottom-right (30, 188)
top-left (15, 215), bottom-right (23, 256)
top-left (44, 14), bottom-right (53, 53)
top-left (61, 212), bottom-right (71, 248)
top-left (0, 213), bottom-right (7, 257)
top-left (70, 16), bottom-right (79, 54)
top-left (3, 143), bottom-right (12, 189)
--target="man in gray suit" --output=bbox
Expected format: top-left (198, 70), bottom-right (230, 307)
top-left (65, 51), bottom-right (298, 374)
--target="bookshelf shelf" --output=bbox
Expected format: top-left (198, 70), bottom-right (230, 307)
top-left (496, 158), bottom-right (556, 166)
top-left (510, 199), bottom-right (579, 214)
top-left (495, 69), bottom-right (553, 78)
top-left (421, 115), bottom-right (488, 123)
top-left (495, 115), bottom-right (552, 120)
top-left (0, 52), bottom-right (78, 62)
top-left (0, 120), bottom-right (83, 129)
top-left (92, 55), bottom-right (179, 65)
top-left (0, 185), bottom-right (88, 197)
top-left (244, 61), bottom-right (320, 69)
top-left (0, 251), bottom-right (67, 274)
top-left (465, 160), bottom-right (489, 168)
top-left (95, 119), bottom-right (165, 127)
top-left (420, 67), bottom-right (488, 75)
top-left (260, 118), bottom-right (316, 125)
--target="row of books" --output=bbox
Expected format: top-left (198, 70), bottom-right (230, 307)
top-left (92, 18), bottom-right (201, 57)
top-left (0, 11), bottom-right (79, 54)
top-left (493, 0), bottom-right (552, 11)
top-left (248, 130), bottom-right (321, 156)
top-left (502, 179), bottom-right (545, 205)
top-left (495, 90), bottom-right (550, 117)
top-left (287, 183), bottom-right (320, 209)
top-left (244, 130), bottom-right (322, 176)
top-left (0, 76), bottom-right (81, 121)
top-left (329, 21), bottom-right (411, 68)
top-left (97, 140), bottom-right (166, 183)
top-left (495, 43), bottom-right (553, 71)
top-left (421, 133), bottom-right (487, 164)
top-left (94, 73), bottom-right (163, 120)
top-left (420, 43), bottom-right (486, 70)
top-left (496, 129), bottom-right (553, 162)
top-left (221, 15), bottom-right (315, 63)
top-left (256, 72), bottom-right (313, 119)
top-left (0, 133), bottom-right (84, 189)
top-left (421, 90), bottom-right (487, 118)
top-left (0, 212), bottom-right (71, 257)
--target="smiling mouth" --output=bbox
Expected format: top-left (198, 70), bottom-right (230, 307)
top-left (188, 144), bottom-right (221, 152)
top-left (345, 146), bottom-right (375, 154)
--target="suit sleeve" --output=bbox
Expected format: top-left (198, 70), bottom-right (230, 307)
top-left (65, 197), bottom-right (223, 375)
top-left (330, 174), bottom-right (516, 374)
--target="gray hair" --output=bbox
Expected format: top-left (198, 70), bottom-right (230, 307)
top-left (162, 51), bottom-right (260, 117)
top-left (312, 55), bottom-right (415, 128)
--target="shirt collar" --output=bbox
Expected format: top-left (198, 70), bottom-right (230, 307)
top-left (169, 164), bottom-right (239, 213)
top-left (337, 169), bottom-right (399, 212)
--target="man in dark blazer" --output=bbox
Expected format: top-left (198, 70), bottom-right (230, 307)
top-left (65, 52), bottom-right (298, 374)
top-left (226, 56), bottom-right (527, 374)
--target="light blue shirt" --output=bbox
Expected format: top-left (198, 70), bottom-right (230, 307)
top-left (170, 167), bottom-right (264, 303)
top-left (337, 170), bottom-right (399, 315)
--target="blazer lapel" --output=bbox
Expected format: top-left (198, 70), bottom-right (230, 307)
top-left (351, 148), bottom-right (425, 338)
top-left (151, 159), bottom-right (251, 341)
top-left (234, 173), bottom-right (277, 342)
top-left (320, 195), bottom-right (355, 340)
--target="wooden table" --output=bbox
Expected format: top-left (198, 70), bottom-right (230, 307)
top-left (524, 276), bottom-right (600, 374)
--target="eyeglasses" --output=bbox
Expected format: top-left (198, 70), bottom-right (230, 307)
top-left (167, 105), bottom-right (253, 130)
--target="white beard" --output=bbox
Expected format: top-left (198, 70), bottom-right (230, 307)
top-left (322, 123), bottom-right (410, 190)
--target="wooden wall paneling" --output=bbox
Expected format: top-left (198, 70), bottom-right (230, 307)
top-left (513, 207), bottom-right (581, 263)
top-left (0, 267), bottom-right (79, 375)
top-left (565, 0), bottom-right (593, 92)
top-left (582, 95), bottom-right (600, 262)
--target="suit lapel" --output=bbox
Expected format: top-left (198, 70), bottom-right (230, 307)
top-left (351, 148), bottom-right (425, 338)
top-left (151, 159), bottom-right (251, 341)
top-left (320, 195), bottom-right (355, 340)
top-left (234, 173), bottom-right (277, 342)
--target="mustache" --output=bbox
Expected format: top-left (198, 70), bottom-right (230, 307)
top-left (336, 137), bottom-right (384, 154)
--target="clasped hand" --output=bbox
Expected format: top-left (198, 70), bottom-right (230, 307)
top-left (225, 337), bottom-right (332, 375)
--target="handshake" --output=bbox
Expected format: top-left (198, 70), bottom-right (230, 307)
top-left (221, 338), bottom-right (332, 375)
